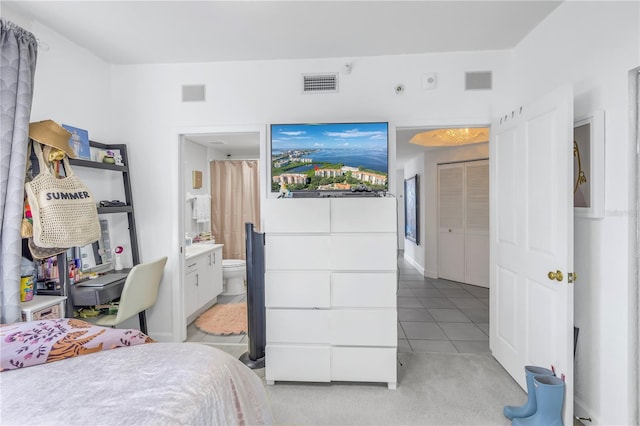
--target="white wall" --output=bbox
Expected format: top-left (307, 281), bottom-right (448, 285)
top-left (396, 169), bottom-right (405, 250)
top-left (107, 51), bottom-right (509, 341)
top-left (3, 9), bottom-right (113, 169)
top-left (402, 153), bottom-right (424, 273)
top-left (512, 2), bottom-right (639, 424)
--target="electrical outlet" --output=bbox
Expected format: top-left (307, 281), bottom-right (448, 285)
top-left (422, 73), bottom-right (437, 90)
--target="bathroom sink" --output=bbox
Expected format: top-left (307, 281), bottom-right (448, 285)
top-left (185, 243), bottom-right (220, 259)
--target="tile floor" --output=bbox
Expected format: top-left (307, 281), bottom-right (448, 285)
top-left (187, 255), bottom-right (490, 354)
top-left (396, 255), bottom-right (490, 354)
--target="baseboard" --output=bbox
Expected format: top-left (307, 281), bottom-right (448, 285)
top-left (574, 395), bottom-right (601, 425)
top-left (403, 254), bottom-right (424, 276)
top-left (148, 331), bottom-right (176, 342)
top-left (424, 270), bottom-right (438, 279)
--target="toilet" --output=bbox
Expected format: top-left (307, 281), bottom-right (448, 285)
top-left (222, 259), bottom-right (246, 295)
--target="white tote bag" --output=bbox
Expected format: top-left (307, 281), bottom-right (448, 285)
top-left (25, 142), bottom-right (100, 248)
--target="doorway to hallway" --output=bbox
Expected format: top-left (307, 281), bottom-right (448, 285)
top-left (397, 253), bottom-right (489, 354)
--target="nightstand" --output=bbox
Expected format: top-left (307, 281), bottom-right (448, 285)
top-left (21, 295), bottom-right (68, 321)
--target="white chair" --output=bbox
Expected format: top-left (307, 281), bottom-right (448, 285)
top-left (96, 257), bottom-right (167, 334)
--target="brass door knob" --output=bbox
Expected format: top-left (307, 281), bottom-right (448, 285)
top-left (547, 270), bottom-right (563, 282)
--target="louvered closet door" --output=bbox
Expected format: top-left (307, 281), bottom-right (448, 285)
top-left (465, 160), bottom-right (489, 287)
top-left (438, 164), bottom-right (465, 282)
top-left (438, 160), bottom-right (489, 287)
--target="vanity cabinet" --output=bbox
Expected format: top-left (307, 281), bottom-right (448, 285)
top-left (263, 197), bottom-right (398, 389)
top-left (184, 244), bottom-right (223, 324)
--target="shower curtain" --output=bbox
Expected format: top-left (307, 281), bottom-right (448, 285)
top-left (0, 20), bottom-right (38, 323)
top-left (210, 160), bottom-right (260, 260)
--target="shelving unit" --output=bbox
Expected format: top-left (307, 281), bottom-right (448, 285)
top-left (33, 141), bottom-right (140, 319)
top-left (70, 140), bottom-right (140, 266)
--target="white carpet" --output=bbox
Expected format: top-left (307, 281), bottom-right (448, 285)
top-left (265, 352), bottom-right (521, 425)
top-left (206, 343), bottom-right (523, 425)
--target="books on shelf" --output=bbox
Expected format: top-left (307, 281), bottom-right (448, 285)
top-left (62, 124), bottom-right (91, 160)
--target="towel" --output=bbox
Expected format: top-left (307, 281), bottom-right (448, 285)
top-left (193, 195), bottom-right (211, 223)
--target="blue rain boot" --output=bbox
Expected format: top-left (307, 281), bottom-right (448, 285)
top-left (512, 375), bottom-right (565, 426)
top-left (503, 365), bottom-right (554, 419)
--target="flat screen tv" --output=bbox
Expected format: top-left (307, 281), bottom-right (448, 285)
top-left (270, 122), bottom-right (389, 193)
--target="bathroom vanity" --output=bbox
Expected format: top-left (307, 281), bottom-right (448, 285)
top-left (263, 197), bottom-right (398, 389)
top-left (184, 243), bottom-right (224, 324)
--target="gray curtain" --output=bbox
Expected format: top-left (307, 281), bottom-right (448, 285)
top-left (0, 20), bottom-right (38, 323)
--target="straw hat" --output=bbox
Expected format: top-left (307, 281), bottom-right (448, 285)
top-left (28, 120), bottom-right (76, 158)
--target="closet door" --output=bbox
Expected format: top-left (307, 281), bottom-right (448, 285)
top-left (437, 160), bottom-right (489, 287)
top-left (438, 164), bottom-right (465, 282)
top-left (465, 160), bottom-right (489, 287)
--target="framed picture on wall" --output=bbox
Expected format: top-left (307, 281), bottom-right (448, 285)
top-left (574, 110), bottom-right (605, 218)
top-left (404, 174), bottom-right (419, 244)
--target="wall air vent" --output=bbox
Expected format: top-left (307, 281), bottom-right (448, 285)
top-left (302, 73), bottom-right (338, 93)
top-left (465, 71), bottom-right (492, 91)
top-left (182, 84), bottom-right (206, 102)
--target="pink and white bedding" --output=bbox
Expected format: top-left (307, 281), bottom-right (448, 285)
top-left (1, 320), bottom-right (273, 425)
top-left (1, 318), bottom-right (152, 371)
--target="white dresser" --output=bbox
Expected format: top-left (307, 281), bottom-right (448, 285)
top-left (263, 197), bottom-right (398, 389)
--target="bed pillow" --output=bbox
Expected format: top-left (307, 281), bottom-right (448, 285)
top-left (1, 318), bottom-right (153, 371)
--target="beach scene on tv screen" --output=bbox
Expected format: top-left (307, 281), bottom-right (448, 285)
top-left (271, 122), bottom-right (388, 192)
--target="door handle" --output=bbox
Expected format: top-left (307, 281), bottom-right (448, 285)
top-left (547, 270), bottom-right (563, 282)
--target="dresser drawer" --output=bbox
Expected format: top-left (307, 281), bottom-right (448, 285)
top-left (329, 234), bottom-right (398, 271)
top-left (331, 347), bottom-right (397, 383)
top-left (331, 272), bottom-right (397, 307)
top-left (265, 271), bottom-right (330, 308)
top-left (265, 235), bottom-right (330, 270)
top-left (330, 310), bottom-right (397, 346)
top-left (266, 309), bottom-right (330, 344)
top-left (266, 344), bottom-right (330, 383)
top-left (330, 198), bottom-right (397, 233)
top-left (264, 198), bottom-right (330, 233)
top-left (185, 258), bottom-right (200, 275)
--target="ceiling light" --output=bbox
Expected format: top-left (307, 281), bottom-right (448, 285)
top-left (409, 127), bottom-right (489, 147)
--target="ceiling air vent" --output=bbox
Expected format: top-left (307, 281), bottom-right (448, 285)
top-left (465, 71), bottom-right (492, 91)
top-left (182, 84), bottom-right (206, 102)
top-left (302, 73), bottom-right (338, 93)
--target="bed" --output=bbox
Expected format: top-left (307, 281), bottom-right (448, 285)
top-left (1, 319), bottom-right (273, 425)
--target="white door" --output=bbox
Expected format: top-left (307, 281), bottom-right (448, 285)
top-left (464, 161), bottom-right (489, 287)
top-left (438, 164), bottom-right (465, 282)
top-left (490, 85), bottom-right (574, 426)
top-left (438, 161), bottom-right (489, 287)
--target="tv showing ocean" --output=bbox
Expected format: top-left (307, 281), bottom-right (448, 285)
top-left (273, 147), bottom-right (388, 174)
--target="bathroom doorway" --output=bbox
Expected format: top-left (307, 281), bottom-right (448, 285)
top-left (178, 126), bottom-right (265, 350)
